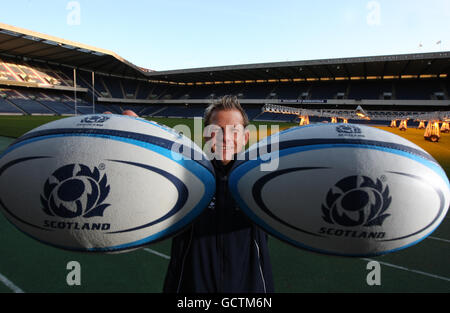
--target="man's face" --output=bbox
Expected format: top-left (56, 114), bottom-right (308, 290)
top-left (205, 109), bottom-right (249, 165)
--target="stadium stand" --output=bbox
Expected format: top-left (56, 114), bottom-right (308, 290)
top-left (309, 81), bottom-right (349, 100)
top-left (1, 89), bottom-right (53, 114)
top-left (272, 82), bottom-right (309, 100)
top-left (0, 96), bottom-right (23, 114)
top-left (103, 76), bottom-right (124, 99)
top-left (241, 83), bottom-right (272, 99)
top-left (136, 82), bottom-right (152, 100)
top-left (150, 105), bottom-right (203, 118)
top-left (147, 84), bottom-right (169, 100)
top-left (245, 107), bottom-right (263, 120)
top-left (122, 79), bottom-right (137, 99)
top-left (348, 80), bottom-right (392, 100)
top-left (0, 23), bottom-right (448, 120)
top-left (395, 79), bottom-right (443, 100)
top-left (36, 63), bottom-right (73, 87)
top-left (190, 86), bottom-right (216, 99)
top-left (140, 105), bottom-right (168, 116)
top-left (256, 111), bottom-right (297, 122)
top-left (0, 56), bottom-right (70, 87)
top-left (214, 84), bottom-right (244, 99)
top-left (74, 70), bottom-right (100, 95)
top-left (0, 61), bottom-right (17, 82)
top-left (36, 95), bottom-right (75, 115)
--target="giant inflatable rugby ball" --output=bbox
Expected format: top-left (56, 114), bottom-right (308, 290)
top-left (0, 114), bottom-right (215, 253)
top-left (229, 124), bottom-right (450, 257)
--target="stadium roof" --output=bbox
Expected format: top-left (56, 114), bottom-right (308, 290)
top-left (0, 22), bottom-right (149, 79)
top-left (0, 22), bottom-right (449, 84)
top-left (145, 51), bottom-right (450, 84)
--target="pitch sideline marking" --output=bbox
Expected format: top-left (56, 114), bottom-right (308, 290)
top-left (140, 235), bottom-right (450, 261)
top-left (0, 272), bottom-right (24, 293)
top-left (142, 242), bottom-right (450, 284)
top-left (361, 258), bottom-right (450, 283)
top-left (143, 248), bottom-right (171, 260)
top-left (428, 236), bottom-right (450, 243)
top-left (143, 248), bottom-right (450, 283)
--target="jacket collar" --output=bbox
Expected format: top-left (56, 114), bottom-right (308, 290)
top-left (212, 159), bottom-right (236, 176)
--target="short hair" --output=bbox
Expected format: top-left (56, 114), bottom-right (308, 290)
top-left (204, 95), bottom-right (249, 127)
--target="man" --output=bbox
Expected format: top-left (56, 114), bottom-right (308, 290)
top-left (163, 96), bottom-right (274, 293)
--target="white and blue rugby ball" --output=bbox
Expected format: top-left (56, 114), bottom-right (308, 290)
top-left (229, 123), bottom-right (450, 257)
top-left (0, 114), bottom-right (215, 253)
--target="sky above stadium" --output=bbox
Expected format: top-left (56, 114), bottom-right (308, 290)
top-left (0, 0), bottom-right (449, 71)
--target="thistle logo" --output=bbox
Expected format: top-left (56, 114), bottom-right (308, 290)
top-left (80, 116), bottom-right (110, 124)
top-left (336, 125), bottom-right (362, 135)
top-left (41, 164), bottom-right (111, 219)
top-left (322, 176), bottom-right (391, 228)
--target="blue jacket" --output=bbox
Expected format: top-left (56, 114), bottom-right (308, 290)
top-left (163, 159), bottom-right (274, 293)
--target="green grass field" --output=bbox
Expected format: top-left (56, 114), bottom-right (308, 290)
top-left (0, 115), bottom-right (449, 293)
